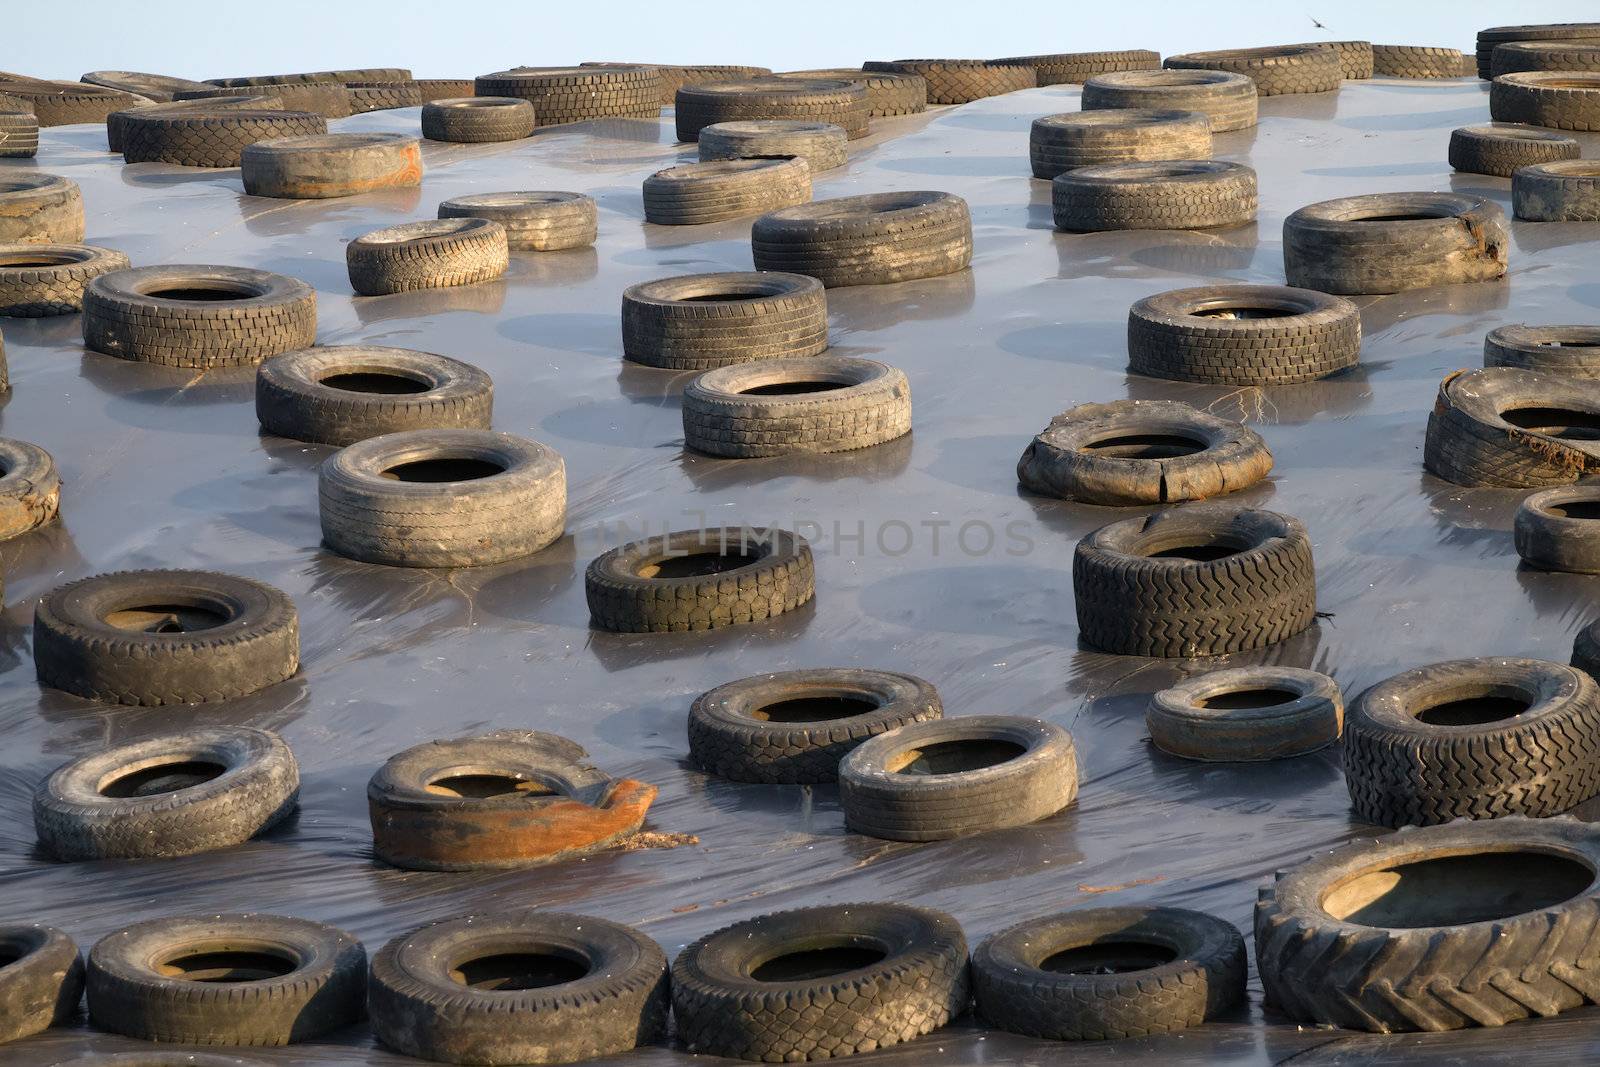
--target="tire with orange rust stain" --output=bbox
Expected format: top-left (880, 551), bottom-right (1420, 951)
top-left (241, 133), bottom-right (422, 199)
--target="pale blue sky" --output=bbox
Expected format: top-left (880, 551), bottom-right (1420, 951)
top-left (13, 0), bottom-right (1598, 81)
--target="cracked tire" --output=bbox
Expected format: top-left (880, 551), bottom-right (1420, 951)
top-left (622, 271), bottom-right (827, 369)
top-left (420, 97), bottom-right (534, 142)
top-left (0, 174), bottom-right (83, 244)
top-left (0, 436), bottom-right (59, 540)
top-left (347, 219), bottom-right (508, 296)
top-left (1449, 123), bottom-right (1578, 177)
top-left (643, 158), bottom-right (812, 225)
top-left (698, 119), bottom-right (848, 172)
top-left (1029, 109), bottom-right (1211, 180)
top-left (34, 726), bottom-right (299, 860)
top-left (682, 355), bottom-right (910, 458)
top-left (0, 243), bottom-right (129, 317)
top-left (1423, 367), bottom-right (1600, 487)
top-left (674, 78), bottom-right (867, 141)
top-left (1073, 504), bottom-right (1317, 658)
top-left (973, 906), bottom-right (1246, 1040)
top-left (1147, 666), bottom-right (1344, 761)
top-left (1485, 324), bottom-right (1600, 376)
top-left (1492, 72), bottom-right (1600, 130)
top-left (751, 190), bottom-right (972, 287)
top-left (1052, 160), bottom-right (1256, 231)
top-left (1127, 284), bottom-right (1360, 385)
top-left (862, 59), bottom-right (1035, 103)
top-left (1516, 486), bottom-right (1600, 572)
top-left (672, 903), bottom-right (969, 1060)
top-left (439, 191), bottom-right (596, 252)
top-left (121, 109), bottom-right (326, 166)
top-left (1514, 160), bottom-right (1600, 221)
top-left (992, 50), bottom-right (1162, 86)
top-left (0, 924), bottom-right (82, 1045)
top-left (1164, 44), bottom-right (1342, 95)
top-left (1282, 192), bottom-right (1508, 295)
top-left (1082, 69), bottom-right (1258, 132)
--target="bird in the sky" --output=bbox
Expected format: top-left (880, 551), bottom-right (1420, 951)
top-left (1310, 15), bottom-right (1327, 29)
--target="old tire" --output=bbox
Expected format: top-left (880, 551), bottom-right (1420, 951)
top-left (697, 119), bottom-right (848, 172)
top-left (1029, 109), bottom-right (1211, 180)
top-left (771, 69), bottom-right (927, 116)
top-left (1290, 40), bottom-right (1374, 79)
top-left (438, 191), bottom-right (596, 251)
top-left (370, 912), bottom-right (669, 1065)
top-left (0, 110), bottom-right (38, 157)
top-left (752, 190), bottom-right (972, 287)
top-left (0, 924), bottom-right (82, 1045)
top-left (1423, 367), bottom-right (1600, 487)
top-left (862, 59), bottom-right (1035, 103)
top-left (1164, 45), bottom-right (1342, 95)
top-left (1081, 70), bottom-right (1258, 132)
top-left (82, 70), bottom-right (213, 101)
top-left (256, 345), bottom-right (493, 446)
top-left (474, 66), bottom-right (661, 126)
top-left (1282, 192), bottom-right (1508, 295)
top-left (1372, 45), bottom-right (1464, 79)
top-left (972, 907), bottom-right (1245, 1040)
top-left (1052, 159), bottom-right (1255, 231)
top-left (241, 133), bottom-right (422, 198)
top-left (33, 726), bottom-right (299, 860)
top-left (1492, 72), bottom-right (1600, 131)
top-left (1448, 123), bottom-right (1579, 177)
top-left (319, 429), bottom-right (565, 568)
top-left (0, 80), bottom-right (139, 126)
top-left (586, 527), bottom-right (814, 633)
top-left (1516, 487), bottom-right (1600, 572)
top-left (0, 436), bottom-right (59, 540)
top-left (1147, 667), bottom-right (1343, 761)
top-left (346, 83), bottom-right (424, 114)
top-left (415, 78), bottom-right (476, 102)
top-left (992, 50), bottom-right (1162, 86)
top-left (672, 903), bottom-right (969, 1060)
top-left (1485, 323), bottom-right (1600, 377)
top-left (82, 265), bottom-right (316, 368)
top-left (621, 271), bottom-right (827, 370)
top-left (1492, 41), bottom-right (1600, 79)
top-left (87, 915), bottom-right (365, 1045)
top-left (107, 94), bottom-right (284, 153)
top-left (0, 243), bottom-right (129, 317)
top-left (1073, 504), bottom-right (1317, 658)
top-left (682, 355), bottom-right (910, 457)
top-left (643, 158), bottom-right (812, 225)
top-left (1017, 398), bottom-right (1272, 505)
top-left (175, 83), bottom-right (352, 119)
top-left (1128, 283), bottom-right (1361, 385)
top-left (0, 174), bottom-right (83, 244)
top-left (1480, 24), bottom-right (1600, 78)
top-left (420, 97), bottom-right (534, 142)
top-left (1514, 160), bottom-right (1600, 221)
top-left (347, 218), bottom-right (509, 296)
top-left (121, 109), bottom-right (326, 166)
top-left (674, 78), bottom-right (867, 141)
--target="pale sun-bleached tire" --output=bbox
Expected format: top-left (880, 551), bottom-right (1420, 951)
top-left (1029, 109), bottom-right (1211, 180)
top-left (622, 271), bottom-right (827, 370)
top-left (346, 218), bottom-right (509, 296)
top-left (697, 120), bottom-right (847, 173)
top-left (0, 243), bottom-right (129, 317)
top-left (751, 190), bottom-right (972, 288)
top-left (438, 192), bottom-right (595, 251)
top-left (1082, 69), bottom-right (1258, 132)
top-left (643, 158), bottom-right (812, 225)
top-left (682, 355), bottom-right (910, 458)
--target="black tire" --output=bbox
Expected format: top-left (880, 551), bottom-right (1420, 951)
top-left (474, 66), bottom-right (662, 125)
top-left (0, 174), bottom-right (83, 244)
top-left (771, 69), bottom-right (927, 116)
top-left (1493, 41), bottom-right (1600, 79)
top-left (33, 726), bottom-right (299, 860)
top-left (0, 243), bottom-right (130, 317)
top-left (1515, 487), bottom-right (1600, 572)
top-left (1448, 122), bottom-right (1579, 177)
top-left (0, 80), bottom-right (139, 126)
top-left (1288, 40), bottom-right (1374, 79)
top-left (345, 82), bottom-right (423, 113)
top-left (438, 191), bottom-right (596, 251)
top-left (0, 924), bottom-right (82, 1045)
top-left (1492, 72), bottom-right (1600, 131)
top-left (319, 428), bottom-right (565, 568)
top-left (81, 70), bottom-right (214, 101)
top-left (972, 907), bottom-right (1245, 1040)
top-left (1485, 323), bottom-right (1600, 376)
top-left (1574, 619), bottom-right (1600, 680)
top-left (82, 264), bottom-right (317, 368)
top-left (1514, 159), bottom-right (1600, 221)
top-left (1147, 666), bottom-right (1344, 761)
top-left (991, 50), bottom-right (1162, 86)
top-left (175, 83), bottom-right (352, 119)
top-left (87, 914), bottom-right (366, 1045)
top-left (586, 527), bottom-right (814, 633)
top-left (1165, 44), bottom-right (1341, 95)
top-left (0, 110), bottom-right (37, 157)
top-left (1029, 109), bottom-right (1211, 180)
top-left (752, 190), bottom-right (972, 287)
top-left (1127, 283), bottom-right (1360, 385)
top-left (1018, 398), bottom-right (1272, 505)
top-left (1481, 25), bottom-right (1600, 78)
top-left (621, 271), bottom-right (827, 369)
top-left (0, 436), bottom-right (59, 540)
top-left (1073, 504), bottom-right (1317, 657)
top-left (682, 355), bottom-right (910, 458)
top-left (347, 218), bottom-right (508, 297)
top-left (239, 133), bottom-right (422, 199)
top-left (674, 78), bottom-right (867, 141)
top-left (688, 668), bottom-right (942, 783)
top-left (121, 109), bottom-right (326, 166)
top-left (33, 569), bottom-right (300, 705)
top-left (840, 715), bottom-right (1078, 840)
top-left (1424, 367), bottom-right (1600, 487)
top-left (1081, 69), bottom-right (1258, 132)
top-left (654, 64), bottom-right (775, 104)
top-left (672, 903), bottom-right (969, 1060)
top-left (697, 119), bottom-right (847, 172)
top-left (415, 78), bottom-right (475, 102)
top-left (420, 97), bottom-right (534, 142)
top-left (256, 344), bottom-right (493, 446)
top-left (107, 95), bottom-right (283, 153)
top-left (862, 59), bottom-right (1035, 103)
top-left (1372, 45), bottom-right (1464, 79)
top-left (643, 158), bottom-right (811, 225)
top-left (1282, 192), bottom-right (1508, 295)
top-left (370, 912), bottom-right (669, 1065)
top-left (1052, 159), bottom-right (1255, 231)
top-left (207, 67), bottom-right (412, 88)
top-left (1256, 816), bottom-right (1600, 1031)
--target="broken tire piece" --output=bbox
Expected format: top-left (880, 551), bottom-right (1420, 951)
top-left (1485, 323), bottom-right (1600, 377)
top-left (1516, 486), bottom-right (1600, 572)
top-left (0, 924), bottom-right (82, 1045)
top-left (438, 191), bottom-right (596, 251)
top-left (1423, 367), bottom-right (1600, 487)
top-left (697, 119), bottom-right (847, 172)
top-left (862, 59), bottom-right (1035, 103)
top-left (420, 97), bottom-right (534, 142)
top-left (643, 158), bottom-right (812, 226)
top-left (367, 730), bottom-right (656, 870)
top-left (621, 271), bottom-right (827, 370)
top-left (241, 133), bottom-right (422, 198)
top-left (752, 190), bottom-right (972, 287)
top-left (1282, 192), bottom-right (1508, 295)
top-left (1147, 667), bottom-right (1343, 761)
top-left (1052, 160), bottom-right (1256, 231)
top-left (0, 436), bottom-right (60, 539)
top-left (346, 218), bottom-right (508, 296)
top-left (682, 355), bottom-right (911, 457)
top-left (1164, 45), bottom-right (1342, 96)
top-left (1017, 398), bottom-right (1272, 505)
top-left (0, 243), bottom-right (130, 317)
top-left (1514, 160), bottom-right (1600, 221)
top-left (1029, 109), bottom-right (1211, 180)
top-left (0, 174), bottom-right (84, 244)
top-left (1449, 123), bottom-right (1579, 177)
top-left (1082, 69), bottom-right (1258, 132)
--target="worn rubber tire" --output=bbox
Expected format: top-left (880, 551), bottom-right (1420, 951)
top-left (643, 158), bottom-right (812, 225)
top-left (256, 345), bottom-right (493, 446)
top-left (345, 82), bottom-right (423, 113)
top-left (1256, 816), bottom-right (1600, 1032)
top-left (752, 190), bottom-right (972, 287)
top-left (1289, 40), bottom-right (1374, 79)
top-left (1073, 504), bottom-right (1317, 658)
top-left (1052, 159), bottom-right (1256, 231)
top-left (1372, 45), bottom-right (1464, 79)
top-left (415, 78), bottom-right (475, 102)
top-left (83, 265), bottom-right (316, 368)
top-left (0, 436), bottom-right (60, 540)
top-left (1165, 45), bottom-right (1341, 95)
top-left (1514, 160), bottom-right (1600, 220)
top-left (347, 218), bottom-right (508, 296)
top-left (0, 110), bottom-right (38, 157)
top-left (1493, 41), bottom-right (1600, 79)
top-left (862, 59), bottom-right (1035, 103)
top-left (1492, 72), bottom-right (1600, 131)
top-left (1283, 192), bottom-right (1508, 295)
top-left (0, 243), bottom-right (129, 317)
top-left (1485, 323), bottom-right (1600, 376)
top-left (771, 69), bottom-right (927, 115)
top-left (840, 715), bottom-right (1079, 840)
top-left (474, 66), bottom-right (662, 125)
top-left (108, 95), bottom-right (284, 153)
top-left (33, 726), bottom-right (299, 860)
top-left (1516, 487), bottom-right (1600, 572)
top-left (240, 133), bottom-right (422, 198)
top-left (0, 174), bottom-right (83, 243)
top-left (82, 70), bottom-right (214, 102)
top-left (697, 119), bottom-right (847, 172)
top-left (1030, 109), bottom-right (1211, 180)
top-left (674, 78), bottom-right (867, 141)
top-left (175, 83), bottom-right (352, 119)
top-left (589, 63), bottom-right (774, 105)
top-left (682, 355), bottom-right (910, 457)
top-left (0, 924), bottom-right (82, 1045)
top-left (121, 109), bottom-right (326, 167)
top-left (621, 271), bottom-right (827, 370)
top-left (1018, 398), bottom-right (1271, 505)
top-left (1128, 283), bottom-right (1361, 386)
top-left (0, 80), bottom-right (140, 126)
top-left (1449, 123), bottom-right (1579, 177)
top-left (1147, 667), bottom-right (1343, 761)
top-left (586, 527), bottom-right (814, 633)
top-left (319, 429), bottom-right (565, 568)
top-left (207, 67), bottom-right (411, 88)
top-left (87, 915), bottom-right (365, 1045)
top-left (370, 912), bottom-right (668, 1065)
top-left (1574, 619), bottom-right (1600, 681)
top-left (1424, 367), bottom-right (1600, 487)
top-left (420, 97), bottom-right (534, 142)
top-left (973, 907), bottom-right (1246, 1040)
top-left (1481, 25), bottom-right (1600, 78)
top-left (1082, 69), bottom-right (1258, 132)
top-left (673, 903), bottom-right (969, 1060)
top-left (33, 569), bottom-right (300, 705)
top-left (438, 191), bottom-right (596, 251)
top-left (992, 50), bottom-right (1163, 86)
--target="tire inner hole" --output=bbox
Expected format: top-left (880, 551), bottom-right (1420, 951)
top-left (749, 696), bottom-right (879, 722)
top-left (145, 285), bottom-right (256, 301)
top-left (101, 760), bottom-right (226, 798)
top-left (1547, 500), bottom-right (1600, 520)
top-left (1197, 687), bottom-right (1299, 710)
top-left (0, 254), bottom-right (74, 268)
top-left (886, 738), bottom-right (1026, 775)
top-left (451, 950), bottom-right (591, 990)
top-left (1082, 433), bottom-right (1206, 459)
top-left (1040, 941), bottom-right (1178, 975)
top-left (319, 371), bottom-right (431, 395)
top-left (159, 946), bottom-right (298, 982)
top-left (103, 603), bottom-right (230, 634)
top-left (1145, 540), bottom-right (1243, 562)
top-left (1321, 851), bottom-right (1593, 928)
top-left (1414, 687), bottom-right (1531, 727)
top-left (751, 943), bottom-right (887, 982)
top-left (0, 947), bottom-right (21, 968)
top-left (679, 291), bottom-right (773, 302)
top-left (381, 457), bottom-right (505, 482)
top-left (1351, 213), bottom-right (1445, 223)
top-left (636, 548), bottom-right (759, 579)
top-left (1501, 406), bottom-right (1600, 440)
top-left (1190, 306), bottom-right (1298, 319)
top-left (739, 380), bottom-right (847, 396)
top-left (425, 770), bottom-right (558, 799)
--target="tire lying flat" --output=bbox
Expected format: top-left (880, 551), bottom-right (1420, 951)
top-left (120, 109), bottom-right (326, 167)
top-left (1052, 160), bottom-right (1256, 231)
top-left (862, 59), bottom-right (1035, 103)
top-left (751, 190), bottom-right (973, 287)
top-left (673, 78), bottom-right (867, 141)
top-left (1485, 323), bottom-right (1600, 376)
top-left (346, 218), bottom-right (509, 296)
top-left (643, 158), bottom-right (812, 226)
top-left (1147, 666), bottom-right (1343, 761)
top-left (1164, 44), bottom-right (1342, 95)
top-left (1516, 487), bottom-right (1600, 572)
top-left (682, 355), bottom-right (911, 457)
top-left (241, 133), bottom-right (422, 198)
top-left (0, 174), bottom-right (84, 244)
top-left (1424, 367), bottom-right (1600, 487)
top-left (1029, 109), bottom-right (1211, 180)
top-left (0, 436), bottom-right (60, 539)
top-left (1082, 69), bottom-right (1258, 132)
top-left (438, 191), bottom-right (596, 251)
top-left (1514, 160), bottom-right (1600, 221)
top-left (621, 271), bottom-right (828, 369)
top-left (1448, 123), bottom-right (1578, 177)
top-left (1491, 71), bottom-right (1600, 131)
top-left (420, 97), bottom-right (534, 142)
top-left (1282, 192), bottom-right (1508, 295)
top-left (697, 119), bottom-right (847, 172)
top-left (993, 50), bottom-right (1162, 86)
top-left (0, 243), bottom-right (129, 317)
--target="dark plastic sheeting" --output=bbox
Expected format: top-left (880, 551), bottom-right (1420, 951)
top-left (3, 77), bottom-right (1599, 1064)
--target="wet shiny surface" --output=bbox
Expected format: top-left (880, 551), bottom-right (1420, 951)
top-left (5, 77), bottom-right (1600, 1063)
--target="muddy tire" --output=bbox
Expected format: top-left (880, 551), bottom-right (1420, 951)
top-left (120, 108), bottom-right (325, 167)
top-left (0, 243), bottom-right (129, 317)
top-left (698, 119), bottom-right (848, 172)
top-left (1485, 323), bottom-right (1600, 376)
top-left (1372, 45), bottom-right (1463, 79)
top-left (347, 218), bottom-right (508, 296)
top-left (1082, 69), bottom-right (1258, 132)
top-left (771, 69), bottom-right (927, 116)
top-left (420, 97), bottom-right (534, 142)
top-left (1052, 159), bottom-right (1256, 231)
top-left (1515, 487), bottom-right (1600, 572)
top-left (0, 110), bottom-right (37, 157)
top-left (319, 429), bottom-right (565, 568)
top-left (175, 83), bottom-right (352, 119)
top-left (0, 436), bottom-right (59, 540)
top-left (586, 527), bottom-right (814, 633)
top-left (0, 174), bottom-right (83, 244)
top-left (1030, 109), bottom-right (1211, 180)
top-left (683, 355), bottom-right (910, 458)
top-left (1282, 192), bottom-right (1508, 295)
top-left (88, 914), bottom-right (365, 1045)
top-left (1019, 398), bottom-right (1270, 505)
top-left (0, 924), bottom-right (82, 1045)
top-left (240, 133), bottom-right (422, 198)
top-left (1514, 160), bottom-right (1600, 221)
top-left (862, 59), bottom-right (1035, 103)
top-left (992, 50), bottom-right (1162, 86)
top-left (370, 912), bottom-right (668, 1065)
top-left (673, 903), bottom-right (969, 1060)
top-left (1492, 72), bottom-right (1600, 131)
top-left (1127, 283), bottom-right (1360, 386)
top-left (1449, 123), bottom-right (1578, 177)
top-left (1147, 667), bottom-right (1343, 761)
top-left (1424, 367), bottom-right (1600, 487)
top-left (474, 66), bottom-right (662, 125)
top-left (751, 190), bottom-right (972, 287)
top-left (674, 78), bottom-right (867, 141)
top-left (643, 158), bottom-right (811, 225)
top-left (33, 569), bottom-right (300, 705)
top-left (973, 907), bottom-right (1245, 1039)
top-left (621, 271), bottom-right (827, 370)
top-left (438, 191), bottom-right (595, 252)
top-left (1165, 45), bottom-right (1341, 95)
top-left (1073, 504), bottom-right (1317, 658)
